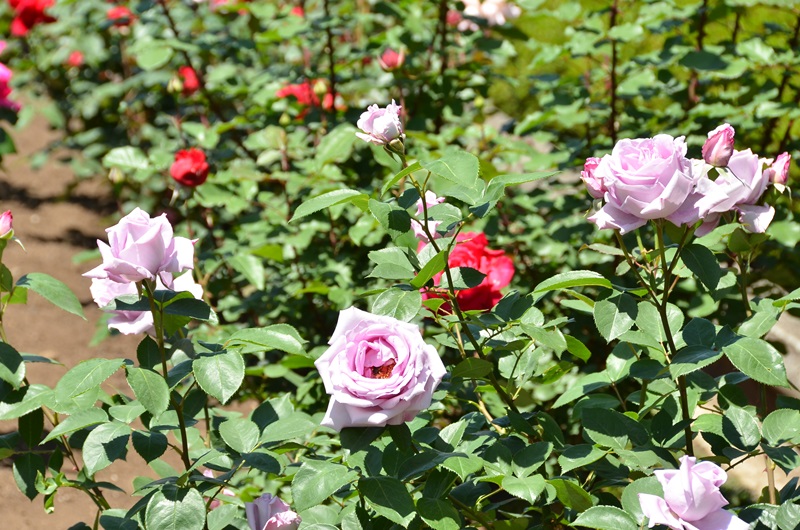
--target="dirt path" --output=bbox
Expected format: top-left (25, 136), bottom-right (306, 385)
top-left (0, 115), bottom-right (147, 528)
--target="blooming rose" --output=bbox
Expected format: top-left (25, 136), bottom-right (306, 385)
top-left (0, 48), bottom-right (20, 112)
top-left (581, 157), bottom-right (604, 199)
top-left (66, 51), bottom-right (84, 68)
top-left (355, 100), bottom-right (404, 146)
top-left (8, 0), bottom-right (55, 36)
top-left (378, 48), bottom-right (405, 71)
top-left (245, 493), bottom-right (300, 530)
top-left (0, 210), bottom-right (12, 239)
top-left (765, 151), bottom-right (791, 191)
top-left (639, 456), bottom-right (748, 530)
top-left (83, 207), bottom-right (194, 286)
top-left (107, 6), bottom-right (135, 27)
top-left (89, 271), bottom-right (202, 335)
top-left (694, 148), bottom-right (774, 235)
top-left (314, 307), bottom-right (446, 431)
top-left (701, 124), bottom-right (735, 167)
top-left (178, 66), bottom-right (200, 96)
top-left (170, 148), bottom-right (210, 187)
top-left (458, 0), bottom-right (521, 31)
top-left (412, 191), bottom-right (446, 243)
top-left (587, 134), bottom-right (699, 234)
top-left (423, 232), bottom-right (514, 312)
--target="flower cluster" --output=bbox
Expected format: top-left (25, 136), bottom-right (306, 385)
top-left (314, 307), bottom-right (446, 431)
top-left (84, 208), bottom-right (198, 334)
top-left (276, 80), bottom-right (342, 118)
top-left (639, 456), bottom-right (748, 530)
top-left (583, 125), bottom-right (791, 235)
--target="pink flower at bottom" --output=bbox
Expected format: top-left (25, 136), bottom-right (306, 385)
top-left (638, 456), bottom-right (749, 530)
top-left (245, 493), bottom-right (300, 530)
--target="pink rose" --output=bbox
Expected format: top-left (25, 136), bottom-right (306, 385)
top-left (0, 210), bottom-right (12, 239)
top-left (638, 456), bottom-right (748, 530)
top-left (314, 307), bottom-right (446, 431)
top-left (378, 48), bottom-right (405, 71)
top-left (8, 0), bottom-right (55, 36)
top-left (702, 124), bottom-right (735, 167)
top-left (458, 0), bottom-right (521, 30)
top-left (765, 151), bottom-right (791, 189)
top-left (412, 191), bottom-right (446, 242)
top-left (694, 148), bottom-right (774, 235)
top-left (581, 157), bottom-right (605, 199)
top-left (423, 232), bottom-right (514, 312)
top-left (355, 100), bottom-right (404, 146)
top-left (83, 207), bottom-right (194, 285)
top-left (0, 62), bottom-right (20, 112)
top-left (587, 134), bottom-right (699, 234)
top-left (66, 51), bottom-right (84, 68)
top-left (245, 493), bottom-right (300, 530)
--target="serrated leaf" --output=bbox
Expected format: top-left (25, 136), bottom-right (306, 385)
top-left (558, 445), bottom-right (607, 474)
top-left (193, 351), bottom-right (244, 404)
top-left (417, 498), bottom-right (461, 530)
top-left (219, 418), bottom-right (260, 453)
top-left (502, 475), bottom-right (546, 504)
top-left (0, 342), bottom-right (24, 389)
top-left (573, 506), bottom-right (637, 530)
top-left (533, 271), bottom-right (612, 300)
top-left (144, 486), bottom-right (205, 530)
top-left (43, 409), bottom-right (107, 443)
top-left (359, 476), bottom-right (415, 526)
top-left (594, 294), bottom-right (637, 342)
top-left (126, 367), bottom-right (169, 416)
top-left (762, 410), bottom-right (800, 445)
top-left (260, 412), bottom-right (315, 443)
top-left (55, 359), bottom-right (124, 403)
top-left (83, 422), bottom-right (131, 476)
top-left (291, 189), bottom-right (367, 222)
top-left (723, 337), bottom-right (789, 388)
top-left (132, 430), bottom-right (168, 463)
top-left (292, 460), bottom-right (358, 512)
top-left (681, 244), bottom-right (721, 291)
top-left (372, 288), bottom-right (422, 322)
top-left (549, 478), bottom-right (593, 512)
top-left (451, 358), bottom-right (493, 379)
top-left (722, 406), bottom-right (760, 452)
top-left (411, 250), bottom-right (447, 289)
top-left (16, 273), bottom-right (85, 318)
top-left (669, 345), bottom-right (723, 379)
top-left (226, 325), bottom-right (306, 356)
top-left (102, 146), bottom-right (149, 171)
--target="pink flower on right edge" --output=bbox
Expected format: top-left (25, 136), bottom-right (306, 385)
top-left (638, 456), bottom-right (749, 530)
top-left (245, 492), bottom-right (300, 530)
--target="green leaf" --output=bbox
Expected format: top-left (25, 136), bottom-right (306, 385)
top-left (594, 293), bottom-right (637, 342)
top-left (681, 244), bottom-right (721, 292)
top-left (206, 505), bottom-right (238, 530)
top-left (0, 342), bottom-right (24, 389)
top-left (723, 337), bottom-right (789, 388)
top-left (369, 199), bottom-right (412, 239)
top-left (558, 445), bottom-right (607, 474)
top-left (381, 161), bottom-right (423, 196)
top-left (472, 171), bottom-right (556, 217)
top-left (226, 324), bottom-right (306, 356)
top-left (0, 384), bottom-right (54, 421)
top-left (776, 501), bottom-right (800, 530)
top-left (411, 250), bottom-right (447, 289)
top-left (512, 442), bottom-right (553, 477)
top-left (549, 478), bottom-right (593, 512)
top-left (372, 288), bottom-right (421, 322)
top-left (131, 430), bottom-right (168, 463)
top-left (193, 351), bottom-right (244, 404)
top-left (102, 146), bottom-right (150, 171)
top-left (669, 345), bottom-right (723, 379)
top-left (448, 267), bottom-right (486, 289)
top-left (441, 455), bottom-right (483, 480)
top-left (763, 444), bottom-right (800, 475)
top-left (621, 476), bottom-right (662, 524)
top-left (290, 189), bottom-right (368, 222)
top-left (13, 452), bottom-right (45, 499)
top-left (229, 254), bottom-right (265, 291)
top-left (553, 372), bottom-right (611, 408)
top-left (260, 412), bottom-right (316, 443)
top-left (145, 486), bottom-right (206, 530)
top-left (133, 41), bottom-right (174, 70)
top-left (83, 422), bottom-right (131, 476)
top-left (533, 270), bottom-right (612, 299)
top-left (722, 406), bottom-right (761, 452)
top-left (422, 150), bottom-right (480, 199)
top-left (762, 410), bottom-right (800, 445)
top-left (502, 475), bottom-right (547, 504)
top-left (126, 367), bottom-right (169, 416)
top-left (359, 476), bottom-right (416, 527)
top-left (679, 50), bottom-right (728, 70)
top-left (451, 358), bottom-right (493, 379)
top-left (416, 498), bottom-right (461, 530)
top-left (292, 460), bottom-right (359, 512)
top-left (43, 408), bottom-right (108, 443)
top-left (16, 273), bottom-right (85, 318)
top-left (583, 409), bottom-right (649, 450)
top-left (219, 418), bottom-right (260, 453)
top-left (316, 124), bottom-right (358, 166)
top-left (56, 358), bottom-right (124, 402)
top-left (573, 506), bottom-right (638, 530)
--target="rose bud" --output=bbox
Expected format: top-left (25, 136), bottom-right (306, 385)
top-left (66, 51), bottom-right (84, 68)
top-left (290, 6), bottom-right (304, 17)
top-left (0, 210), bottom-right (13, 239)
top-left (107, 6), bottom-right (135, 27)
top-left (355, 100), bottom-right (404, 146)
top-left (170, 148), bottom-right (210, 187)
top-left (178, 66), bottom-right (200, 96)
top-left (765, 151), bottom-right (791, 191)
top-left (581, 156), bottom-right (605, 199)
top-left (702, 123), bottom-right (735, 167)
top-left (378, 48), bottom-right (405, 71)
top-left (245, 493), bottom-right (300, 530)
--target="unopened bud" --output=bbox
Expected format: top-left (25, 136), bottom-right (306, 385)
top-left (702, 123), bottom-right (735, 167)
top-left (0, 210), bottom-right (12, 239)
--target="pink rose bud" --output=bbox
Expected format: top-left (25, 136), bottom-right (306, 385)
top-left (378, 48), bottom-right (405, 71)
top-left (66, 50), bottom-right (84, 68)
top-left (355, 100), bottom-right (404, 146)
top-left (245, 493), bottom-right (301, 530)
top-left (412, 190), bottom-right (446, 242)
top-left (0, 210), bottom-right (13, 239)
top-left (314, 307), bottom-right (446, 431)
top-left (581, 156), bottom-right (605, 199)
top-left (767, 151), bottom-right (791, 187)
top-left (702, 123), bottom-right (735, 167)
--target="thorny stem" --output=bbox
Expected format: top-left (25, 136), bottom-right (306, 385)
top-left (323, 0), bottom-right (337, 121)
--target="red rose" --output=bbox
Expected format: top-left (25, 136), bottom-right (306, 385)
top-left (8, 0), bottom-right (55, 36)
top-left (423, 232), bottom-right (515, 312)
top-left (66, 51), bottom-right (84, 68)
top-left (170, 149), bottom-right (209, 187)
top-left (107, 6), bottom-right (135, 27)
top-left (178, 66), bottom-right (200, 96)
top-left (276, 80), bottom-right (345, 118)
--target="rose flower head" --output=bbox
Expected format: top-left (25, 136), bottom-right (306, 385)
top-left (170, 148), bottom-right (210, 187)
top-left (355, 100), bottom-right (404, 147)
top-left (245, 493), bottom-right (300, 530)
top-left (314, 307), bottom-right (446, 432)
top-left (107, 5), bottom-right (135, 27)
top-left (639, 456), bottom-right (748, 530)
top-left (765, 151), bottom-right (791, 192)
top-left (581, 156), bottom-right (605, 199)
top-left (702, 123), bottom-right (735, 167)
top-left (8, 0), bottom-right (55, 36)
top-left (0, 210), bottom-right (12, 239)
top-left (178, 66), bottom-right (200, 96)
top-left (378, 48), bottom-right (405, 71)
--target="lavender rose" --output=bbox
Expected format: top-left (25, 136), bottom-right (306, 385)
top-left (355, 100), bottom-right (404, 146)
top-left (83, 207), bottom-right (194, 286)
top-left (765, 151), bottom-right (791, 192)
top-left (245, 493), bottom-right (300, 530)
top-left (702, 123), bottom-right (735, 167)
top-left (314, 307), bottom-right (446, 431)
top-left (586, 134), bottom-right (699, 234)
top-left (638, 456), bottom-right (748, 530)
top-left (411, 190), bottom-right (446, 242)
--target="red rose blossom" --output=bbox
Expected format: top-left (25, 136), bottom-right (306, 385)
top-left (8, 0), bottom-right (55, 36)
top-left (276, 80), bottom-right (344, 118)
top-left (66, 51), bottom-right (84, 68)
top-left (170, 148), bottom-right (209, 187)
top-left (107, 6), bottom-right (135, 27)
top-left (178, 66), bottom-right (200, 96)
top-left (422, 232), bottom-right (515, 312)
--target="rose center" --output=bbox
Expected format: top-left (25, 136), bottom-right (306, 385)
top-left (369, 360), bottom-right (395, 379)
